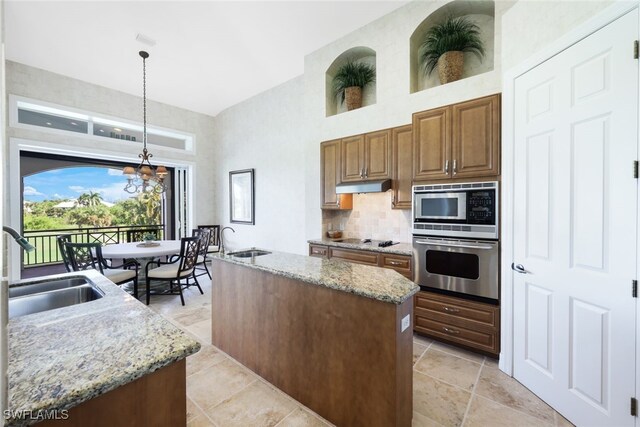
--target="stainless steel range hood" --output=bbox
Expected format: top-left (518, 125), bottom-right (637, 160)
top-left (335, 179), bottom-right (392, 194)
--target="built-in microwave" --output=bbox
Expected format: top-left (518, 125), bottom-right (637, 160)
top-left (412, 181), bottom-right (498, 240)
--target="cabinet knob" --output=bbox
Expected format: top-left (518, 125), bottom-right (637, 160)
top-left (444, 160), bottom-right (449, 174)
top-left (453, 159), bottom-right (457, 176)
top-left (442, 306), bottom-right (460, 313)
top-left (442, 327), bottom-right (460, 335)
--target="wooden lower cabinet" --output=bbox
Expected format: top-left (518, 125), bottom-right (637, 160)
top-left (414, 290), bottom-right (499, 357)
top-left (309, 244), bottom-right (413, 280)
top-left (309, 244), bottom-right (329, 258)
top-left (38, 360), bottom-right (186, 427)
top-left (329, 247), bottom-right (379, 266)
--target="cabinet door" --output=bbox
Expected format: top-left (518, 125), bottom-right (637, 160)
top-left (451, 94), bottom-right (500, 179)
top-left (364, 129), bottom-right (391, 180)
top-left (413, 107), bottom-right (451, 181)
top-left (391, 125), bottom-right (413, 210)
top-left (321, 140), bottom-right (352, 210)
top-left (341, 135), bottom-right (365, 182)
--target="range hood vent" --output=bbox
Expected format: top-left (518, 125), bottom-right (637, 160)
top-left (335, 179), bottom-right (392, 194)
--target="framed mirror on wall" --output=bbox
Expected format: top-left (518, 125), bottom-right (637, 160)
top-left (229, 168), bottom-right (255, 225)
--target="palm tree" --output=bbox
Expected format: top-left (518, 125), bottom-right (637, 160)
top-left (77, 191), bottom-right (103, 207)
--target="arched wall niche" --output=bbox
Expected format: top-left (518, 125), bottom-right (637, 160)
top-left (325, 46), bottom-right (377, 117)
top-left (409, 0), bottom-right (495, 93)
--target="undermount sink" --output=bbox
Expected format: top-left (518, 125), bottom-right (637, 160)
top-left (8, 277), bottom-right (105, 319)
top-left (228, 249), bottom-right (272, 258)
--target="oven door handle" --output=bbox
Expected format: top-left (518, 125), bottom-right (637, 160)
top-left (414, 240), bottom-right (496, 250)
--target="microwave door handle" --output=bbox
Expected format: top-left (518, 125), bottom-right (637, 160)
top-left (414, 240), bottom-right (495, 250)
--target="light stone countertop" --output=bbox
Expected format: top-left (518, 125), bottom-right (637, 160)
top-left (6, 270), bottom-right (200, 427)
top-left (307, 238), bottom-right (413, 256)
top-left (213, 249), bottom-right (418, 304)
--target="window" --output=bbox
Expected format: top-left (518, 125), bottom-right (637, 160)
top-left (11, 96), bottom-right (194, 152)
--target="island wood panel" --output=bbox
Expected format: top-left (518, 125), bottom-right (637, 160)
top-left (37, 360), bottom-right (186, 427)
top-left (211, 260), bottom-right (413, 427)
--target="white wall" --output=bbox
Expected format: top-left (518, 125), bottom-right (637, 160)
top-left (212, 76), bottom-right (307, 254)
top-left (501, 0), bottom-right (614, 71)
top-left (213, 0), bottom-right (614, 255)
top-left (4, 61), bottom-right (217, 229)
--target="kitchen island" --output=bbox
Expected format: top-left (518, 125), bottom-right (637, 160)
top-left (6, 270), bottom-right (200, 427)
top-left (211, 250), bottom-right (419, 427)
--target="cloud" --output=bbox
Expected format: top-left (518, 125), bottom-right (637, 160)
top-left (67, 183), bottom-right (133, 203)
top-left (107, 168), bottom-right (123, 176)
top-left (23, 186), bottom-right (45, 196)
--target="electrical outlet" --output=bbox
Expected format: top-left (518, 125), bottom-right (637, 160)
top-left (401, 314), bottom-right (410, 332)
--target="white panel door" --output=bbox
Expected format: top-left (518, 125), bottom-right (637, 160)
top-left (513, 9), bottom-right (638, 426)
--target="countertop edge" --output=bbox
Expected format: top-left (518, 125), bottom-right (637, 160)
top-left (213, 253), bottom-right (418, 305)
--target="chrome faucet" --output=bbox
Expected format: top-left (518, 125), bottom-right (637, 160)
top-left (3, 226), bottom-right (35, 252)
top-left (219, 226), bottom-right (236, 254)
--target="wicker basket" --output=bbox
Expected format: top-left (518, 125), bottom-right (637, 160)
top-left (437, 51), bottom-right (464, 84)
top-left (345, 86), bottom-right (363, 111)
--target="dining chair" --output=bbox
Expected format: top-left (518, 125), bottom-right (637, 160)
top-left (65, 242), bottom-right (139, 296)
top-left (145, 236), bottom-right (202, 306)
top-left (56, 234), bottom-right (73, 272)
top-left (192, 228), bottom-right (212, 280)
top-left (197, 225), bottom-right (220, 254)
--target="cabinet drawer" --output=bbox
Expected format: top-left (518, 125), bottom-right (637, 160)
top-left (379, 254), bottom-right (412, 279)
top-left (415, 292), bottom-right (497, 328)
top-left (329, 248), bottom-right (379, 265)
top-left (309, 245), bottom-right (329, 258)
top-left (414, 315), bottom-right (499, 356)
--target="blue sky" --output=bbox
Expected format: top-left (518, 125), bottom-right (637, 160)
top-left (24, 166), bottom-right (135, 203)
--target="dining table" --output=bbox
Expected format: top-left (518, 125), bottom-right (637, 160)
top-left (101, 240), bottom-right (182, 297)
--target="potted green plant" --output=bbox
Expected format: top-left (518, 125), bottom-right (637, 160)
top-left (142, 232), bottom-right (156, 243)
top-left (333, 60), bottom-right (376, 111)
top-left (420, 16), bottom-right (485, 84)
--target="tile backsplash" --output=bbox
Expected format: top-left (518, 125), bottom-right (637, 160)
top-left (322, 192), bottom-right (412, 243)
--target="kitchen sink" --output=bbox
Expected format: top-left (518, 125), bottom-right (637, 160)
top-left (9, 277), bottom-right (93, 298)
top-left (8, 278), bottom-right (105, 319)
top-left (228, 249), bottom-right (272, 258)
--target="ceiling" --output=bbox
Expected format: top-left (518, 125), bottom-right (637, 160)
top-left (5, 1), bottom-right (406, 117)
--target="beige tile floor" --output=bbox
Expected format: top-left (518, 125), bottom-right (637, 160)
top-left (148, 276), bottom-right (574, 427)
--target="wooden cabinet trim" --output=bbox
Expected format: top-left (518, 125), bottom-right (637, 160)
top-left (391, 125), bottom-right (413, 210)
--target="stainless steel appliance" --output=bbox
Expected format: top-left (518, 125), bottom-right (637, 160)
top-left (412, 181), bottom-right (498, 240)
top-left (412, 236), bottom-right (499, 300)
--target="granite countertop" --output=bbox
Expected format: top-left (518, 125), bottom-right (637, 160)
top-left (308, 238), bottom-right (413, 256)
top-left (6, 270), bottom-right (200, 427)
top-left (213, 249), bottom-right (418, 304)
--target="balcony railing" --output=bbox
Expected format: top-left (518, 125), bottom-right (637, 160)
top-left (23, 224), bottom-right (165, 268)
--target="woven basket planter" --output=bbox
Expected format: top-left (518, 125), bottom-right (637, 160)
top-left (345, 86), bottom-right (363, 111)
top-left (437, 51), bottom-right (464, 84)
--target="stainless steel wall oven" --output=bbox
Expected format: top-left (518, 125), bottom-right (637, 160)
top-left (412, 181), bottom-right (499, 301)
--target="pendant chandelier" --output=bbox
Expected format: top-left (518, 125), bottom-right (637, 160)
top-left (123, 51), bottom-right (167, 194)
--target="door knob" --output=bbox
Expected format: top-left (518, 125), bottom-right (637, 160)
top-left (511, 263), bottom-right (529, 274)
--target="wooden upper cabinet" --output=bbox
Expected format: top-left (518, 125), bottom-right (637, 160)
top-left (321, 140), bottom-right (352, 210)
top-left (341, 131), bottom-right (391, 182)
top-left (413, 94), bottom-right (500, 183)
top-left (341, 135), bottom-right (365, 182)
top-left (391, 125), bottom-right (413, 210)
top-left (451, 94), bottom-right (500, 179)
top-left (413, 106), bottom-right (450, 181)
top-left (364, 129), bottom-right (391, 180)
